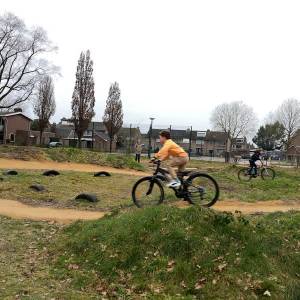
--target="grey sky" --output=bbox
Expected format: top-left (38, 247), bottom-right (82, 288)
top-left (3, 0), bottom-right (300, 130)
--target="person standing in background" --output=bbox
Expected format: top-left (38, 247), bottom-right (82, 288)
top-left (135, 141), bottom-right (143, 163)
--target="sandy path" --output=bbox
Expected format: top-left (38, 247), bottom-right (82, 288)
top-left (0, 199), bottom-right (105, 224)
top-left (173, 199), bottom-right (300, 214)
top-left (0, 158), bottom-right (145, 176)
top-left (0, 198), bottom-right (299, 224)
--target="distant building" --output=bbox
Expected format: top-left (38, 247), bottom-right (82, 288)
top-left (0, 109), bottom-right (32, 145)
top-left (286, 129), bottom-right (300, 164)
top-left (117, 126), bottom-right (142, 152)
top-left (142, 128), bottom-right (249, 157)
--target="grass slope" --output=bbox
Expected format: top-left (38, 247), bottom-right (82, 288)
top-left (52, 206), bottom-right (300, 299)
top-left (0, 145), bottom-right (144, 171)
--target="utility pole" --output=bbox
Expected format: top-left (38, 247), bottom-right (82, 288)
top-left (189, 125), bottom-right (192, 160)
top-left (129, 123), bottom-right (132, 154)
top-left (91, 121), bottom-right (95, 149)
top-left (148, 117), bottom-right (155, 159)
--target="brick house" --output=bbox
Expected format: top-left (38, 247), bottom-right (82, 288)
top-left (286, 129), bottom-right (300, 165)
top-left (64, 121), bottom-right (116, 152)
top-left (142, 128), bottom-right (248, 157)
top-left (117, 126), bottom-right (142, 152)
top-left (0, 110), bottom-right (32, 144)
top-left (143, 128), bottom-right (207, 156)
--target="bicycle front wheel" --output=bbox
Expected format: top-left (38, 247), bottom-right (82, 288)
top-left (132, 177), bottom-right (164, 208)
top-left (185, 173), bottom-right (219, 207)
top-left (261, 168), bottom-right (275, 180)
top-left (238, 168), bottom-right (252, 182)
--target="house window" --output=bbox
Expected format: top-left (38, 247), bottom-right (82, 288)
top-left (197, 131), bottom-right (206, 137)
top-left (196, 140), bottom-right (204, 145)
top-left (10, 133), bottom-right (15, 142)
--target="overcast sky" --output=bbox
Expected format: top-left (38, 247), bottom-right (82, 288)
top-left (3, 0), bottom-right (300, 130)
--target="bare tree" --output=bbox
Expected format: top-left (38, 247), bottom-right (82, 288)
top-left (33, 76), bottom-right (56, 144)
top-left (71, 50), bottom-right (95, 148)
top-left (210, 101), bottom-right (257, 162)
top-left (275, 98), bottom-right (300, 147)
top-left (103, 82), bottom-right (123, 152)
top-left (0, 13), bottom-right (56, 109)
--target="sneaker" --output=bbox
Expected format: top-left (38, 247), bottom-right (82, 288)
top-left (166, 179), bottom-right (181, 188)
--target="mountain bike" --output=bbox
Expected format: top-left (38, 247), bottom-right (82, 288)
top-left (238, 161), bottom-right (275, 182)
top-left (132, 159), bottom-right (219, 208)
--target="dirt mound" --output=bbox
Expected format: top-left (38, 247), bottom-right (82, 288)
top-left (0, 158), bottom-right (146, 176)
top-left (0, 146), bottom-right (47, 161)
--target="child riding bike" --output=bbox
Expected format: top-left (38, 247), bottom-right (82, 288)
top-left (249, 149), bottom-right (262, 176)
top-left (153, 130), bottom-right (189, 188)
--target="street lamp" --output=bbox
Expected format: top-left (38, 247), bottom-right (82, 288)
top-left (148, 117), bottom-right (155, 158)
top-left (186, 126), bottom-right (193, 160)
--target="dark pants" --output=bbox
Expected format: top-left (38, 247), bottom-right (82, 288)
top-left (135, 153), bottom-right (141, 163)
top-left (249, 160), bottom-right (257, 175)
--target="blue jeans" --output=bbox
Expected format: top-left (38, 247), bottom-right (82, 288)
top-left (249, 160), bottom-right (257, 175)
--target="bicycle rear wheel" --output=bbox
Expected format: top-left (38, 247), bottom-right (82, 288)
top-left (261, 168), bottom-right (275, 180)
top-left (132, 177), bottom-right (164, 208)
top-left (185, 173), bottom-right (219, 207)
top-left (238, 168), bottom-right (252, 182)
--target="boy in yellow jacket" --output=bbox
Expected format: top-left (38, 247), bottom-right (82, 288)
top-left (154, 130), bottom-right (189, 188)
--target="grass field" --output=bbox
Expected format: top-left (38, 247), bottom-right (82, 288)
top-left (0, 163), bottom-right (298, 210)
top-left (51, 207), bottom-right (300, 299)
top-left (1, 207), bottom-right (300, 299)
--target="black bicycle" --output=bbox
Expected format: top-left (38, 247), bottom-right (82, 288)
top-left (238, 161), bottom-right (276, 182)
top-left (132, 159), bottom-right (219, 208)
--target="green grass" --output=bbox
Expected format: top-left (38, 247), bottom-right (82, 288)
top-left (0, 170), bottom-right (140, 210)
top-left (51, 206), bottom-right (300, 299)
top-left (0, 216), bottom-right (107, 299)
top-left (0, 164), bottom-right (299, 210)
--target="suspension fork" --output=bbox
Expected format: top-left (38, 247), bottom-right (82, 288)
top-left (146, 175), bottom-right (161, 195)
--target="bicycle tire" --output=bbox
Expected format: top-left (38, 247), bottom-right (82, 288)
top-left (261, 168), bottom-right (275, 180)
top-left (238, 168), bottom-right (252, 182)
top-left (185, 173), bottom-right (219, 207)
top-left (132, 176), bottom-right (165, 208)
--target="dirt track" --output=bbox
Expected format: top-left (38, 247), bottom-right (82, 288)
top-left (0, 158), bottom-right (299, 222)
top-left (0, 158), bottom-right (145, 176)
top-left (174, 200), bottom-right (300, 214)
top-left (0, 199), bottom-right (105, 224)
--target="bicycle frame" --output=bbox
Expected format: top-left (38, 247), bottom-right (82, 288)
top-left (150, 160), bottom-right (190, 199)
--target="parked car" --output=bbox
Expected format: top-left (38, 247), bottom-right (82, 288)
top-left (48, 142), bottom-right (62, 148)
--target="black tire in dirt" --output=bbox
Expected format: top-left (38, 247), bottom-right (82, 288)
top-left (94, 171), bottom-right (111, 177)
top-left (132, 177), bottom-right (164, 208)
top-left (43, 170), bottom-right (60, 176)
top-left (261, 168), bottom-right (275, 180)
top-left (185, 173), bottom-right (219, 207)
top-left (238, 168), bottom-right (252, 182)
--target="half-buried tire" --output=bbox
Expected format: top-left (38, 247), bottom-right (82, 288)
top-left (30, 184), bottom-right (46, 192)
top-left (43, 170), bottom-right (60, 176)
top-left (75, 193), bottom-right (98, 203)
top-left (94, 171), bottom-right (111, 177)
top-left (3, 170), bottom-right (18, 175)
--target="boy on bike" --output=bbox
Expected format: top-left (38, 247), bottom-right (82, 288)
top-left (249, 149), bottom-right (262, 176)
top-left (153, 130), bottom-right (189, 188)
